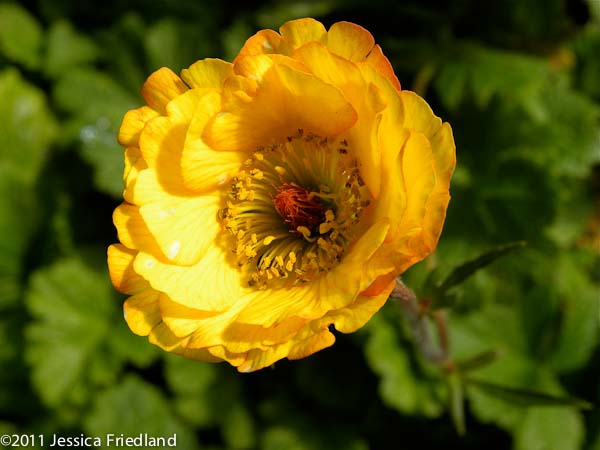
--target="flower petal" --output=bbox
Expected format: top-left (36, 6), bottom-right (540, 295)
top-left (139, 192), bottom-right (221, 265)
top-left (235, 218), bottom-right (391, 327)
top-left (123, 289), bottom-right (161, 336)
top-left (204, 62), bottom-right (358, 151)
top-left (181, 58), bottom-right (233, 89)
top-left (118, 106), bottom-right (160, 147)
top-left (180, 90), bottom-right (244, 192)
top-left (278, 18), bottom-right (327, 54)
top-left (113, 203), bottom-right (161, 255)
top-left (134, 243), bottom-right (241, 312)
top-left (236, 29), bottom-right (282, 60)
top-left (366, 44), bottom-right (401, 90)
top-left (327, 21), bottom-right (375, 62)
top-left (141, 67), bottom-right (188, 115)
top-left (107, 244), bottom-right (149, 294)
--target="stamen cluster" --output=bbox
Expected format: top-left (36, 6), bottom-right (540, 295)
top-left (219, 130), bottom-right (370, 288)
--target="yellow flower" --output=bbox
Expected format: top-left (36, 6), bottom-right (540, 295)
top-left (107, 18), bottom-right (455, 372)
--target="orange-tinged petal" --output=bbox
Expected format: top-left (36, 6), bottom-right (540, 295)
top-left (278, 18), bottom-right (327, 54)
top-left (366, 44), bottom-right (401, 90)
top-left (113, 203), bottom-right (161, 254)
top-left (327, 21), bottom-right (375, 62)
top-left (181, 58), bottom-right (233, 89)
top-left (141, 67), bottom-right (188, 115)
top-left (134, 244), bottom-right (241, 312)
top-left (235, 29), bottom-right (282, 61)
top-left (139, 192), bottom-right (221, 265)
top-left (107, 244), bottom-right (149, 294)
top-left (118, 106), bottom-right (160, 147)
top-left (204, 63), bottom-right (357, 151)
top-left (123, 289), bottom-right (161, 336)
top-left (328, 277), bottom-right (395, 333)
top-left (398, 131), bottom-right (436, 233)
top-left (400, 90), bottom-right (443, 139)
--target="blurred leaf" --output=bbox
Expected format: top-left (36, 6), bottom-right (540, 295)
top-left (260, 424), bottom-right (368, 450)
top-left (0, 68), bottom-right (58, 185)
top-left (25, 259), bottom-right (118, 407)
top-left (53, 68), bottom-right (138, 197)
top-left (44, 20), bottom-right (99, 78)
top-left (0, 170), bottom-right (38, 308)
top-left (164, 354), bottom-right (221, 427)
top-left (24, 258), bottom-right (151, 409)
top-left (363, 313), bottom-right (446, 417)
top-left (540, 251), bottom-right (600, 373)
top-left (84, 375), bottom-right (198, 450)
top-left (222, 403), bottom-right (256, 450)
top-left (0, 3), bottom-right (42, 68)
top-left (433, 42), bottom-right (552, 112)
top-left (466, 378), bottom-right (592, 409)
top-left (433, 241), bottom-right (526, 302)
top-left (514, 407), bottom-right (584, 450)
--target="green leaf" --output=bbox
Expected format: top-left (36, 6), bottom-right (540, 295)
top-left (0, 3), bottom-right (43, 68)
top-left (0, 170), bottom-right (38, 308)
top-left (363, 312), bottom-right (446, 417)
top-left (222, 403), bottom-right (256, 450)
top-left (84, 375), bottom-right (198, 450)
top-left (514, 407), bottom-right (584, 450)
top-left (0, 68), bottom-right (58, 185)
top-left (44, 20), bottom-right (99, 78)
top-left (53, 68), bottom-right (138, 197)
top-left (465, 378), bottom-right (592, 409)
top-left (434, 241), bottom-right (526, 299)
top-left (164, 354), bottom-right (222, 427)
top-left (25, 259), bottom-right (123, 408)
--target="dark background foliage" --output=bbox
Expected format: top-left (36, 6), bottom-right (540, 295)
top-left (0, 0), bottom-right (598, 449)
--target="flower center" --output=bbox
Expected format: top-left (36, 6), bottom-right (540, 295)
top-left (218, 130), bottom-right (370, 289)
top-left (273, 182), bottom-right (326, 233)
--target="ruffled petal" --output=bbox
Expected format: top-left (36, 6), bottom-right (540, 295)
top-left (113, 203), bottom-right (161, 255)
top-left (366, 44), bottom-right (401, 90)
top-left (141, 67), bottom-right (188, 115)
top-left (326, 21), bottom-right (375, 62)
top-left (278, 18), bottom-right (327, 54)
top-left (107, 244), bottom-right (149, 294)
top-left (123, 289), bottom-right (161, 336)
top-left (235, 29), bottom-right (282, 60)
top-left (118, 106), bottom-right (160, 147)
top-left (133, 244), bottom-right (241, 312)
top-left (180, 90), bottom-right (244, 192)
top-left (204, 62), bottom-right (357, 151)
top-left (181, 58), bottom-right (233, 89)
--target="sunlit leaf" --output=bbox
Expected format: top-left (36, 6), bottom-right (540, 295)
top-left (44, 20), bottom-right (99, 78)
top-left (0, 3), bottom-right (43, 68)
top-left (0, 69), bottom-right (58, 185)
top-left (363, 312), bottom-right (446, 417)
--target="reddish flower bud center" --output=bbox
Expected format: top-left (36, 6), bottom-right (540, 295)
top-left (273, 182), bottom-right (326, 232)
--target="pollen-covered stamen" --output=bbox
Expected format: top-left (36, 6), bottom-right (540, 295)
top-left (218, 130), bottom-right (371, 289)
top-left (273, 182), bottom-right (326, 233)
